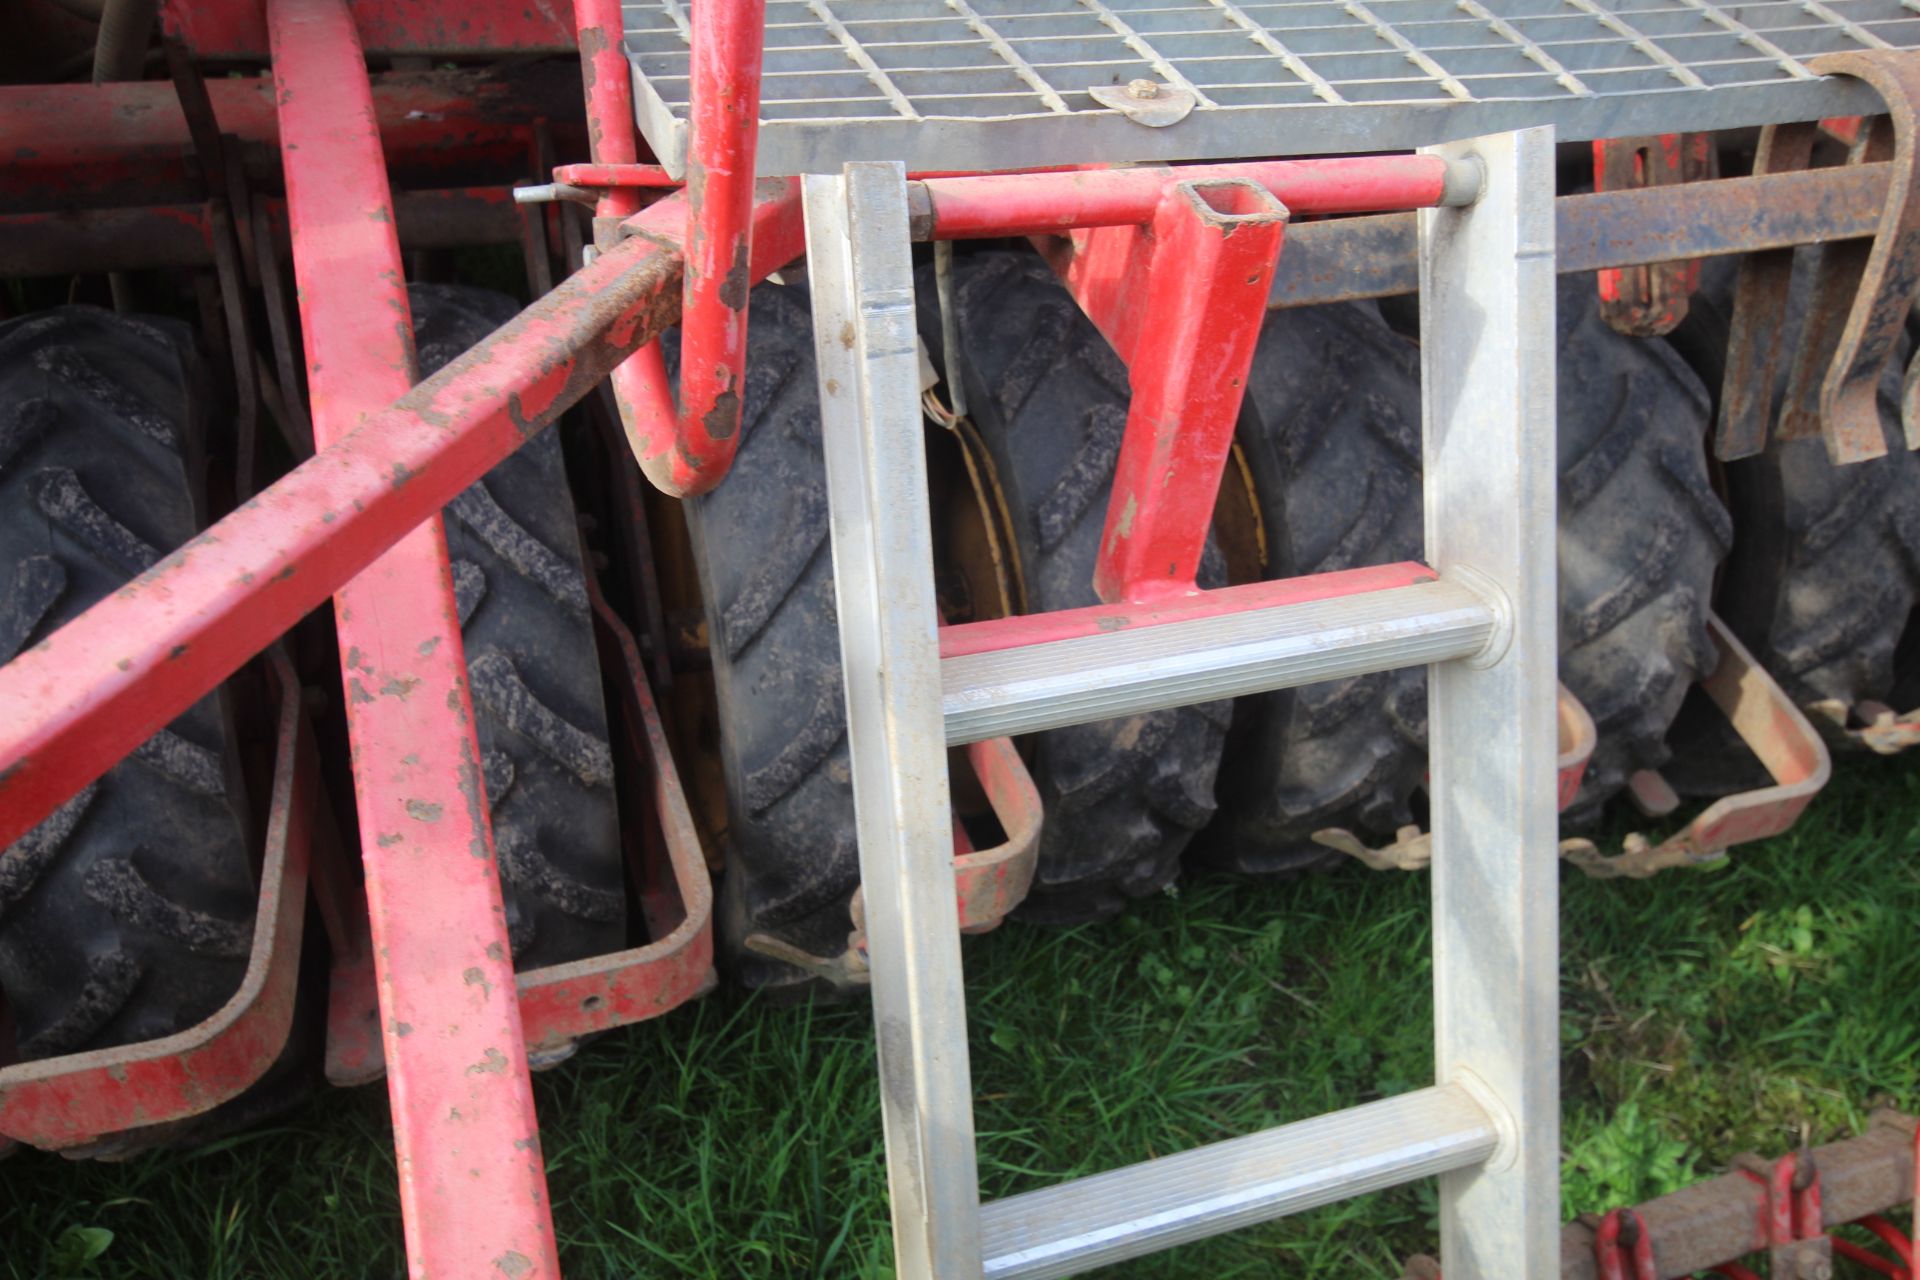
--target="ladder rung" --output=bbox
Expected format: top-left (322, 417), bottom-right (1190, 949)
top-left (979, 1084), bottom-right (1498, 1280)
top-left (943, 576), bottom-right (1496, 744)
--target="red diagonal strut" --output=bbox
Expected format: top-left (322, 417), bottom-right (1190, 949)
top-left (267, 0), bottom-right (555, 1271)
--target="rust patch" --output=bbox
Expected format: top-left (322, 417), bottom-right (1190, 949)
top-left (391, 1020), bottom-right (413, 1037)
top-left (699, 388), bottom-right (741, 442)
top-left (494, 1252), bottom-right (534, 1278)
top-left (381, 676), bottom-right (422, 699)
top-left (716, 239), bottom-right (751, 311)
top-left (405, 799), bottom-right (444, 822)
top-left (467, 1047), bottom-right (510, 1075)
top-left (417, 636), bottom-right (441, 657)
top-left (486, 941), bottom-right (506, 961)
top-left (377, 832), bottom-right (403, 847)
top-left (463, 966), bottom-right (494, 1000)
top-left (348, 678), bottom-right (376, 705)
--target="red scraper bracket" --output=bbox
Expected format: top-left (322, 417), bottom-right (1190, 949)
top-left (0, 649), bottom-right (311, 1153)
top-left (1592, 132), bottom-right (1712, 337)
top-left (320, 576), bottom-right (717, 1083)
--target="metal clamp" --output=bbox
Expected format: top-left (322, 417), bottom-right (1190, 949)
top-left (744, 734), bottom-right (1042, 992)
top-left (1591, 1207), bottom-right (1659, 1280)
top-left (1592, 133), bottom-right (1712, 337)
top-left (1733, 1150), bottom-right (1833, 1280)
top-left (1560, 614), bottom-right (1831, 879)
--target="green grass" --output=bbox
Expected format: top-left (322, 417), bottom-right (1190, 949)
top-left (8, 754), bottom-right (1920, 1278)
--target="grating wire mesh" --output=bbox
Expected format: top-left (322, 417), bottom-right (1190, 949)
top-left (622, 0), bottom-right (1920, 170)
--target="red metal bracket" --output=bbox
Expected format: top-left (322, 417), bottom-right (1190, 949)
top-left (161, 0), bottom-right (575, 58)
top-left (0, 649), bottom-right (308, 1152)
top-left (1043, 178), bottom-right (1288, 601)
top-left (1560, 614), bottom-right (1831, 878)
top-left (1593, 1208), bottom-right (1659, 1280)
top-left (1731, 1151), bottom-right (1833, 1279)
top-left (1591, 134), bottom-right (1711, 337)
top-left (744, 733), bottom-right (1043, 992)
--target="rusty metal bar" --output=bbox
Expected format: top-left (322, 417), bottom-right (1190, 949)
top-left (1268, 163), bottom-right (1891, 309)
top-left (0, 63), bottom-right (585, 214)
top-left (1556, 1113), bottom-right (1918, 1279)
top-left (0, 190), bottom-right (521, 275)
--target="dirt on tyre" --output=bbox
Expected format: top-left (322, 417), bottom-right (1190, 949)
top-left (1207, 275), bottom-right (1727, 870)
top-left (413, 284), bottom-right (626, 975)
top-left (1201, 300), bottom-right (1430, 874)
top-left (679, 283), bottom-right (867, 992)
top-left (0, 307), bottom-right (257, 1060)
top-left (918, 250), bottom-right (1231, 923)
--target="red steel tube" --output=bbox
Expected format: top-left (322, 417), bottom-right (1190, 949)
top-left (266, 0), bottom-right (557, 1272)
top-left (914, 154), bottom-right (1470, 240)
top-left (555, 161), bottom-right (680, 189)
top-left (571, 0), bottom-right (643, 228)
top-left (615, 0), bottom-right (767, 499)
top-left (0, 183), bottom-right (805, 852)
top-left (1062, 179), bottom-right (1290, 600)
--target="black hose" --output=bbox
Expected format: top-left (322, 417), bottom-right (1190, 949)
top-left (91, 0), bottom-right (157, 84)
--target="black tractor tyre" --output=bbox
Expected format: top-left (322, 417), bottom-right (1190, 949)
top-left (1202, 301), bottom-right (1430, 874)
top-left (1665, 256), bottom-right (1920, 743)
top-left (916, 251), bottom-right (1231, 923)
top-left (678, 283), bottom-right (867, 992)
top-left (1553, 274), bottom-right (1731, 824)
top-left (0, 307), bottom-right (257, 1060)
top-left (1209, 276), bottom-right (1726, 870)
top-left (414, 284), bottom-right (626, 972)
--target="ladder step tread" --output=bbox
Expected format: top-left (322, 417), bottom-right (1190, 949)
top-left (979, 1084), bottom-right (1498, 1280)
top-left (943, 575), bottom-right (1496, 744)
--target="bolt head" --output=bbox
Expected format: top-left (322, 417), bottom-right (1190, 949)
top-left (1126, 78), bottom-right (1161, 100)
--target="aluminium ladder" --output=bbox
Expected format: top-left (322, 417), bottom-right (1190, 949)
top-left (800, 128), bottom-right (1558, 1279)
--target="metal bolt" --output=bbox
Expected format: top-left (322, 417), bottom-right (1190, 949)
top-left (1126, 78), bottom-right (1161, 100)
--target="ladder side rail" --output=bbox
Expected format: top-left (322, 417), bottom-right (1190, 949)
top-left (1419, 127), bottom-right (1562, 1277)
top-left (802, 163), bottom-right (984, 1279)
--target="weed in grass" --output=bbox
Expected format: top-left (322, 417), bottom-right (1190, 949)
top-left (2, 754), bottom-right (1918, 1276)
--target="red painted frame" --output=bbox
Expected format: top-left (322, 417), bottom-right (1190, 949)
top-left (0, 4), bottom-right (1493, 1274)
top-left (268, 0), bottom-right (555, 1270)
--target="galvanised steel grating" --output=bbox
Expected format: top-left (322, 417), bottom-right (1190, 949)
top-left (622, 0), bottom-right (1920, 173)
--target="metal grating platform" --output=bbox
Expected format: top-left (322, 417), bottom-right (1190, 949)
top-left (622, 0), bottom-right (1919, 173)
